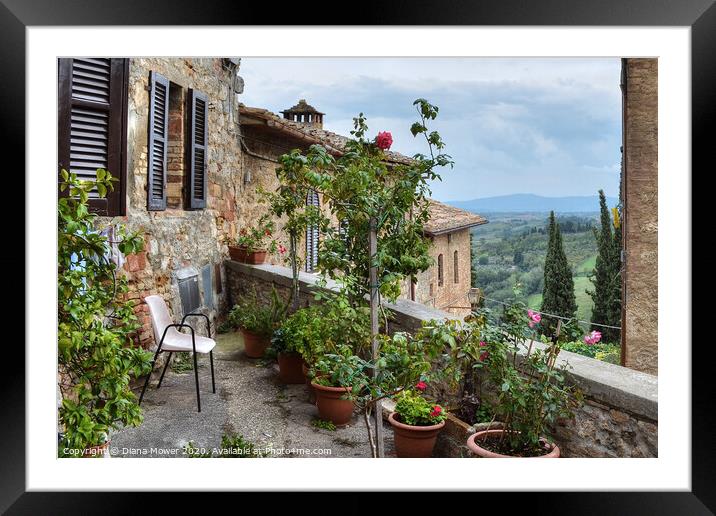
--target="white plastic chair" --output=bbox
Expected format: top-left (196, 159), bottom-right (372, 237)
top-left (139, 295), bottom-right (216, 412)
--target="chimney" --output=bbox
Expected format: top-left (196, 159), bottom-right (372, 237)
top-left (281, 99), bottom-right (324, 129)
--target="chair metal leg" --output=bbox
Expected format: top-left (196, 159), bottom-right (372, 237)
top-left (210, 350), bottom-right (216, 393)
top-left (157, 353), bottom-right (172, 389)
top-left (193, 351), bottom-right (201, 412)
top-left (139, 347), bottom-right (162, 405)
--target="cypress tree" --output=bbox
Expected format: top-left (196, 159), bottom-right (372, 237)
top-left (588, 190), bottom-right (621, 342)
top-left (541, 211), bottom-right (577, 335)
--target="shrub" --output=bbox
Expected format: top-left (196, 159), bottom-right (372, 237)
top-left (57, 169), bottom-right (153, 456)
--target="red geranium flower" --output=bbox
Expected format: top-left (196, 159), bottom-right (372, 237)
top-left (415, 380), bottom-right (427, 391)
top-left (430, 406), bottom-right (442, 418)
top-left (375, 131), bottom-right (393, 150)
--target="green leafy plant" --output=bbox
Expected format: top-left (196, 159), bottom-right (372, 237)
top-left (311, 418), bottom-right (337, 431)
top-left (561, 340), bottom-right (621, 364)
top-left (228, 287), bottom-right (288, 338)
top-left (272, 286), bottom-right (370, 364)
top-left (236, 214), bottom-right (281, 253)
top-left (393, 389), bottom-right (446, 426)
top-left (170, 352), bottom-right (193, 373)
top-left (473, 302), bottom-right (581, 456)
top-left (57, 168), bottom-right (153, 456)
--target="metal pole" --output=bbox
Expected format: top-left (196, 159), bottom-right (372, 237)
top-left (369, 217), bottom-right (384, 457)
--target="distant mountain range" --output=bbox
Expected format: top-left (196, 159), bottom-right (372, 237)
top-left (446, 194), bottom-right (618, 214)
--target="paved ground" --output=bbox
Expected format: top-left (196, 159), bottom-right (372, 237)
top-left (111, 331), bottom-right (394, 458)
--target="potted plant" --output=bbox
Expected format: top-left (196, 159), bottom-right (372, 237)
top-left (229, 214), bottom-right (283, 264)
top-left (270, 326), bottom-right (305, 384)
top-left (311, 350), bottom-right (369, 426)
top-left (57, 169), bottom-right (153, 458)
top-left (228, 288), bottom-right (287, 358)
top-left (462, 300), bottom-right (582, 458)
top-left (388, 388), bottom-right (447, 458)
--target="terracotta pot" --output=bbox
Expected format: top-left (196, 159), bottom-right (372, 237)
top-left (278, 352), bottom-right (305, 384)
top-left (466, 429), bottom-right (560, 458)
top-left (242, 329), bottom-right (269, 358)
top-left (229, 245), bottom-right (268, 265)
top-left (312, 382), bottom-right (354, 426)
top-left (388, 412), bottom-right (445, 458)
top-left (82, 440), bottom-right (111, 458)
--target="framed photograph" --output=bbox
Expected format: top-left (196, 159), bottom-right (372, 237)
top-left (6, 0), bottom-right (706, 511)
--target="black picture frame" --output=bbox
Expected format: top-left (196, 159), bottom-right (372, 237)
top-left (5, 0), bottom-right (705, 512)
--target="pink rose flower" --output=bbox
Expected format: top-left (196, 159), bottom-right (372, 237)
top-left (584, 330), bottom-right (602, 345)
top-left (527, 309), bottom-right (542, 328)
top-left (375, 131), bottom-right (393, 150)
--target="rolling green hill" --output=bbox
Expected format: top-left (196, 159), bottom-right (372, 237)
top-left (471, 212), bottom-right (598, 326)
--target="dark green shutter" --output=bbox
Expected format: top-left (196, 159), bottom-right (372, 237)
top-left (186, 89), bottom-right (208, 210)
top-left (58, 58), bottom-right (128, 215)
top-left (147, 71), bottom-right (169, 211)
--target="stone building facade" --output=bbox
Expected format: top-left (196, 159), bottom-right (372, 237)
top-left (59, 57), bottom-right (247, 349)
top-left (403, 200), bottom-right (486, 316)
top-left (621, 58), bottom-right (658, 375)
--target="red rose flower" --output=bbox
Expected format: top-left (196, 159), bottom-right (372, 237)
top-left (375, 131), bottom-right (393, 150)
top-left (430, 406), bottom-right (442, 418)
top-left (415, 381), bottom-right (427, 391)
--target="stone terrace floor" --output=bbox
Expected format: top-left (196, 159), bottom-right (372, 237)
top-left (111, 331), bottom-right (395, 458)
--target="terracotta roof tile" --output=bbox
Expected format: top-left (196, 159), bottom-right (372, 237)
top-left (425, 199), bottom-right (488, 235)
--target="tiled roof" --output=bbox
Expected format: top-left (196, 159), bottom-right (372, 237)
top-left (424, 199), bottom-right (488, 235)
top-left (239, 104), bottom-right (414, 165)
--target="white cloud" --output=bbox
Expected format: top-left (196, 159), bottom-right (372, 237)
top-left (239, 57), bottom-right (622, 200)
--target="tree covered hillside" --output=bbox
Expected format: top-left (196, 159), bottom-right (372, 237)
top-left (470, 212), bottom-right (599, 323)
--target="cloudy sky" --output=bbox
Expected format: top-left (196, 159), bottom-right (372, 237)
top-left (239, 58), bottom-right (622, 202)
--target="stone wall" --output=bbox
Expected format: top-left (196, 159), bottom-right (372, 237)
top-left (105, 58), bottom-right (245, 349)
top-left (622, 58), bottom-right (658, 375)
top-left (402, 229), bottom-right (473, 317)
top-left (226, 261), bottom-right (658, 458)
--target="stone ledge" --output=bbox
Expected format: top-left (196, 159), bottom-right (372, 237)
top-left (226, 260), bottom-right (658, 422)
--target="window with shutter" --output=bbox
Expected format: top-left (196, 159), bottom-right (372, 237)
top-left (305, 190), bottom-right (320, 272)
top-left (438, 253), bottom-right (444, 286)
top-left (186, 89), bottom-right (208, 210)
top-left (147, 71), bottom-right (169, 210)
top-left (58, 58), bottom-right (128, 216)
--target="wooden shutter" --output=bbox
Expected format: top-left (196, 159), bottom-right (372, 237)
top-left (58, 58), bottom-right (128, 215)
top-left (186, 89), bottom-right (208, 210)
top-left (147, 71), bottom-right (169, 211)
top-left (438, 254), bottom-right (444, 286)
top-left (305, 190), bottom-right (320, 272)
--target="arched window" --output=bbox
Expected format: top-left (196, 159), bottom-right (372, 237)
top-left (305, 190), bottom-right (320, 272)
top-left (437, 254), bottom-right (444, 286)
top-left (454, 250), bottom-right (459, 283)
